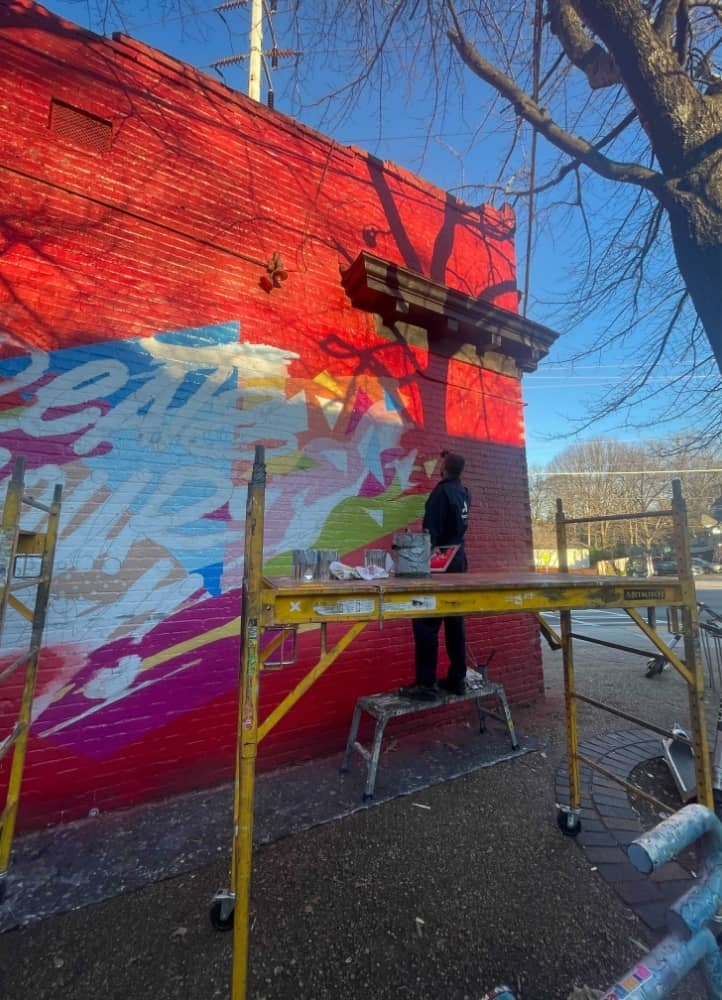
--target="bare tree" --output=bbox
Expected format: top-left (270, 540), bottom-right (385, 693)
top-left (533, 436), bottom-right (722, 556)
top-left (56, 0), bottom-right (722, 442)
top-left (448, 2), bottom-right (721, 359)
top-left (284, 1), bottom-right (722, 442)
top-left (647, 434), bottom-right (722, 527)
top-left (543, 438), bottom-right (668, 550)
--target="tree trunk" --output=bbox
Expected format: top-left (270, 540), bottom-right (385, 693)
top-left (662, 162), bottom-right (722, 372)
top-left (572, 0), bottom-right (722, 373)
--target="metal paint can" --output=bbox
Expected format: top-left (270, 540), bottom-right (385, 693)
top-left (364, 549), bottom-right (387, 571)
top-left (316, 549), bottom-right (338, 580)
top-left (392, 530), bottom-right (430, 576)
top-left (292, 549), bottom-right (317, 581)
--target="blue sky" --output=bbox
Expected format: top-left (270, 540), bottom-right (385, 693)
top-left (39, 1), bottom-right (712, 468)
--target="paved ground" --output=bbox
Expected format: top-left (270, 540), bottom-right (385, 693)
top-left (556, 730), bottom-right (700, 933)
top-left (1, 607), bottom-right (720, 1000)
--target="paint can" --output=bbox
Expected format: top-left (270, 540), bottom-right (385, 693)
top-left (364, 549), bottom-right (388, 572)
top-left (316, 549), bottom-right (339, 580)
top-left (391, 531), bottom-right (430, 576)
top-left (292, 549), bottom-right (317, 581)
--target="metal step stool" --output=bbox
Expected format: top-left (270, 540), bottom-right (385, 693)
top-left (340, 668), bottom-right (519, 801)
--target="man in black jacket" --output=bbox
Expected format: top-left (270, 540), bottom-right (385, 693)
top-left (400, 451), bottom-right (470, 701)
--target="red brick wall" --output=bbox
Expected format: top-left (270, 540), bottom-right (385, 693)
top-left (0, 0), bottom-right (542, 829)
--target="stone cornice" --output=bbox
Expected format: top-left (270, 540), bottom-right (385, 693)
top-left (341, 251), bottom-right (558, 374)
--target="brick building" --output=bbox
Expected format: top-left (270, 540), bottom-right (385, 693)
top-left (0, 0), bottom-right (557, 829)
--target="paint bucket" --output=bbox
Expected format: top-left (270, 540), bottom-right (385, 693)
top-left (480, 989), bottom-right (517, 1000)
top-left (364, 549), bottom-right (388, 572)
top-left (392, 531), bottom-right (430, 576)
top-left (316, 549), bottom-right (339, 581)
top-left (292, 549), bottom-right (317, 581)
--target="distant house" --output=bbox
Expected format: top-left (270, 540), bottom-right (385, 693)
top-left (534, 547), bottom-right (591, 571)
top-left (0, 0), bottom-right (558, 828)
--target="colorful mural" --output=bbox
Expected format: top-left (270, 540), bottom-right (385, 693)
top-left (0, 321), bottom-right (434, 761)
top-left (0, 2), bottom-right (547, 829)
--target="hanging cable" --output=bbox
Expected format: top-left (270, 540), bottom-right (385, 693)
top-left (522, 0), bottom-right (543, 318)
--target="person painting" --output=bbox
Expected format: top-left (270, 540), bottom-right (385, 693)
top-left (400, 450), bottom-right (470, 701)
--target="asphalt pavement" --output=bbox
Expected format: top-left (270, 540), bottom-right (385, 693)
top-left (2, 583), bottom-right (722, 1000)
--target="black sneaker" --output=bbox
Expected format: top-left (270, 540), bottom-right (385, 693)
top-left (398, 683), bottom-right (440, 702)
top-left (438, 676), bottom-right (466, 696)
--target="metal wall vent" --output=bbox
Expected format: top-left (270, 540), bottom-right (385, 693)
top-left (49, 99), bottom-right (113, 153)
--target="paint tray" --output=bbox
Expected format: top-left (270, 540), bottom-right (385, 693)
top-left (430, 545), bottom-right (460, 572)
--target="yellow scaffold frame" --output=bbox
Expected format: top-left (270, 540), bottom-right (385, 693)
top-left (552, 479), bottom-right (711, 833)
top-left (223, 447), bottom-right (710, 1000)
top-left (0, 457), bottom-right (62, 902)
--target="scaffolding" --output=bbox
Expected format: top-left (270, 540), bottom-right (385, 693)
top-left (0, 457), bottom-right (62, 901)
top-left (553, 480), bottom-right (712, 834)
top-left (219, 447), bottom-right (708, 999)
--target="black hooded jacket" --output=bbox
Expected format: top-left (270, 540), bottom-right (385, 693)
top-left (422, 476), bottom-right (470, 572)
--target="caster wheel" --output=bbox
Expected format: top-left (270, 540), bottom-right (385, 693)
top-left (557, 808), bottom-right (581, 837)
top-left (209, 899), bottom-right (234, 931)
top-left (645, 655), bottom-right (666, 678)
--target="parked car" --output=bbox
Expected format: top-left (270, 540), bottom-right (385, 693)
top-left (691, 558), bottom-right (715, 576)
top-left (651, 557), bottom-right (722, 576)
top-left (653, 559), bottom-right (678, 575)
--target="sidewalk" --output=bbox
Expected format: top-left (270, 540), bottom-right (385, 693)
top-left (0, 633), bottom-right (716, 999)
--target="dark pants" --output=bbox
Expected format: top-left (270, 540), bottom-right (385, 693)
top-left (412, 615), bottom-right (466, 686)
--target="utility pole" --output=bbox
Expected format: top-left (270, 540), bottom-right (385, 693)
top-left (248, 0), bottom-right (262, 101)
top-left (213, 0), bottom-right (292, 108)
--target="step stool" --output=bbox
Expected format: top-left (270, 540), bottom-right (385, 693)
top-left (340, 668), bottom-right (519, 801)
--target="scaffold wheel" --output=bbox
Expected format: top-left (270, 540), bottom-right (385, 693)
top-left (557, 807), bottom-right (581, 837)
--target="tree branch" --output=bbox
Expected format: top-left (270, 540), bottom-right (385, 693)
top-left (445, 5), bottom-right (661, 190)
top-left (575, 0), bottom-right (715, 167)
top-left (654, 0), bottom-right (681, 42)
top-left (453, 107), bottom-right (641, 199)
top-left (548, 0), bottom-right (620, 88)
top-left (676, 0), bottom-right (691, 63)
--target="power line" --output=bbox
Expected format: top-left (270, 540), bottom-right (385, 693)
top-left (526, 380), bottom-right (714, 385)
top-left (530, 469), bottom-right (722, 476)
top-left (522, 0), bottom-right (543, 318)
top-left (537, 362), bottom-right (713, 370)
top-left (102, 2), bottom-right (235, 32)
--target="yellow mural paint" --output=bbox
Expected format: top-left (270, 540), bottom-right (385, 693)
top-left (312, 370), bottom-right (344, 395)
top-left (51, 683), bottom-right (75, 703)
top-left (241, 377), bottom-right (286, 390)
top-left (266, 452), bottom-right (320, 475)
top-left (140, 618), bottom-right (241, 672)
